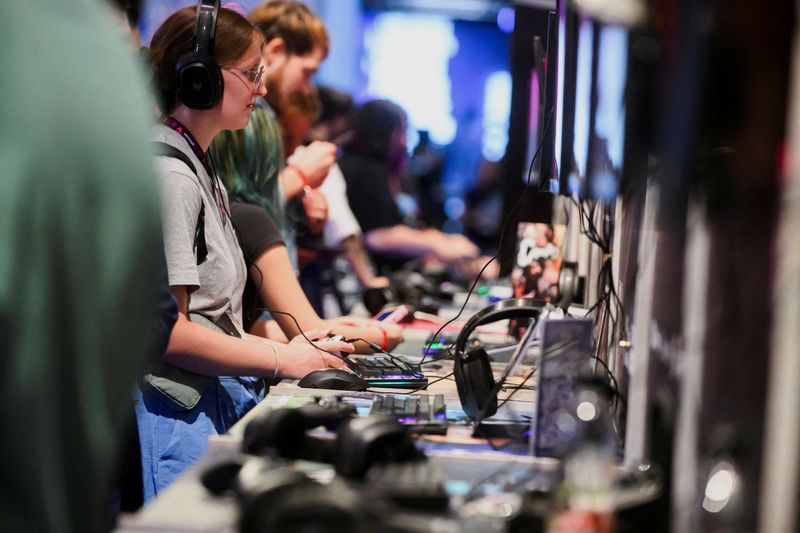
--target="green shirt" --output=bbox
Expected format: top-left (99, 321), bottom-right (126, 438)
top-left (0, 1), bottom-right (162, 531)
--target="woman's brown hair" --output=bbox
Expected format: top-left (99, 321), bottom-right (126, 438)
top-left (148, 6), bottom-right (263, 113)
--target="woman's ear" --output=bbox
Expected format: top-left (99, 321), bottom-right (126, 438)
top-left (262, 37), bottom-right (287, 69)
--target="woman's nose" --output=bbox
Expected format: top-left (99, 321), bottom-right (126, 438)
top-left (255, 79), bottom-right (267, 97)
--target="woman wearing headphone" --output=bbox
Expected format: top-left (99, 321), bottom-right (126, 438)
top-left (136, 3), bottom-right (352, 501)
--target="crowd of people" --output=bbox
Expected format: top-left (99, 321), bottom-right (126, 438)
top-left (1, 1), bottom-right (493, 530)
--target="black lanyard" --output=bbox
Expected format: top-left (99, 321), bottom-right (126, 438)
top-left (161, 116), bottom-right (229, 227)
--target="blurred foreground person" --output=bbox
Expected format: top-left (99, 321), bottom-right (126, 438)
top-left (0, 0), bottom-right (164, 530)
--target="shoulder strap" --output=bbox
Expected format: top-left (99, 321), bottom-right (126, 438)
top-left (154, 141), bottom-right (197, 175)
top-left (154, 142), bottom-right (207, 265)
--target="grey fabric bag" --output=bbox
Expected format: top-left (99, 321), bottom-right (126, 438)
top-left (142, 312), bottom-right (240, 411)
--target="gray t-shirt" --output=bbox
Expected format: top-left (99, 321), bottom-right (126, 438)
top-left (153, 124), bottom-right (248, 334)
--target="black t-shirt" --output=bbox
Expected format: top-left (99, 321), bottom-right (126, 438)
top-left (339, 152), bottom-right (403, 232)
top-left (339, 152), bottom-right (407, 272)
top-left (230, 202), bottom-right (285, 331)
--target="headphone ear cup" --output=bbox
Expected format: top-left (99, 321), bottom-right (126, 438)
top-left (334, 415), bottom-right (421, 480)
top-left (242, 407), bottom-right (307, 458)
top-left (174, 0), bottom-right (224, 109)
top-left (555, 261), bottom-right (578, 310)
top-left (235, 461), bottom-right (315, 533)
top-left (240, 476), bottom-right (371, 533)
top-left (454, 347), bottom-right (497, 420)
top-left (363, 286), bottom-right (396, 316)
top-left (175, 53), bottom-right (223, 109)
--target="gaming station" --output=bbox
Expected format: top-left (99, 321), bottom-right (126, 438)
top-left (5, 0), bottom-right (799, 532)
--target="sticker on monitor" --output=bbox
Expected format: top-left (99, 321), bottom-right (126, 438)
top-left (511, 222), bottom-right (566, 303)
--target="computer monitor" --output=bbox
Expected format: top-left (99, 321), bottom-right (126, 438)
top-left (550, 0), bottom-right (574, 196)
top-left (551, 1), bottom-right (629, 201)
top-left (521, 34), bottom-right (549, 188)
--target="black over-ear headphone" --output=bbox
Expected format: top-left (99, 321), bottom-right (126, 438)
top-left (453, 297), bottom-right (545, 420)
top-left (203, 454), bottom-right (381, 533)
top-left (234, 458), bottom-right (378, 533)
top-left (242, 402), bottom-right (424, 480)
top-left (228, 404), bottom-right (422, 532)
top-left (175, 0), bottom-right (224, 109)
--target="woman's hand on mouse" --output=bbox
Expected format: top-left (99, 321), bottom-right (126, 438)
top-left (279, 329), bottom-right (354, 379)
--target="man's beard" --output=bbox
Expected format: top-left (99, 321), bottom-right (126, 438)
top-left (264, 72), bottom-right (285, 115)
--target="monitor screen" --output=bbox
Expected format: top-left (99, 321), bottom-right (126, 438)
top-left (551, 1), bottom-right (630, 201)
top-left (551, 0), bottom-right (574, 196)
top-left (522, 35), bottom-right (548, 187)
top-left (586, 24), bottom-right (628, 201)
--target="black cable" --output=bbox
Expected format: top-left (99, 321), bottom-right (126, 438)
top-left (570, 196), bottom-right (629, 406)
top-left (364, 370), bottom-right (457, 397)
top-left (407, 371), bottom-right (456, 395)
top-left (473, 365), bottom-right (539, 452)
top-left (250, 307), bottom-right (356, 362)
top-left (415, 110), bottom-right (554, 373)
top-left (339, 336), bottom-right (421, 374)
top-left (502, 384), bottom-right (537, 391)
top-left (589, 354), bottom-right (625, 405)
top-left (411, 257), bottom-right (498, 372)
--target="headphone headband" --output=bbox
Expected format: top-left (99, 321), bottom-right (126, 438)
top-left (453, 297), bottom-right (545, 421)
top-left (193, 0), bottom-right (219, 56)
top-left (175, 0), bottom-right (224, 110)
top-left (453, 297), bottom-right (546, 357)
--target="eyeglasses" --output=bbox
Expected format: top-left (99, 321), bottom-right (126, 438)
top-left (223, 65), bottom-right (264, 91)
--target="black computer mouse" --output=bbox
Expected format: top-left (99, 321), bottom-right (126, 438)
top-left (297, 369), bottom-right (369, 391)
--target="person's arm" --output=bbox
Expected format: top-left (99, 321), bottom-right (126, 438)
top-left (248, 319), bottom-right (289, 342)
top-left (251, 244), bottom-right (403, 352)
top-left (280, 141), bottom-right (337, 200)
top-left (163, 286), bottom-right (350, 378)
top-left (301, 187), bottom-right (328, 235)
top-left (318, 164), bottom-right (384, 287)
top-left (340, 234), bottom-right (389, 289)
top-left (364, 226), bottom-right (479, 264)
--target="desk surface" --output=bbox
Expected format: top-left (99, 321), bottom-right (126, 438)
top-left (116, 324), bottom-right (553, 533)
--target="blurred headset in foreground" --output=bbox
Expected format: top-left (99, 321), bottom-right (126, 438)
top-left (201, 399), bottom-right (427, 533)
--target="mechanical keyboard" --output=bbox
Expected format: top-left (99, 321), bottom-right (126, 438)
top-left (369, 393), bottom-right (448, 435)
top-left (346, 354), bottom-right (428, 389)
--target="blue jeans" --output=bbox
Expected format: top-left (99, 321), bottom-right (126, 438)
top-left (134, 376), bottom-right (265, 502)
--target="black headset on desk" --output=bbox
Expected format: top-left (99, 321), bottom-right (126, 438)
top-left (453, 297), bottom-right (546, 420)
top-left (201, 400), bottom-right (424, 533)
top-left (175, 0), bottom-right (224, 109)
top-left (241, 403), bottom-right (423, 480)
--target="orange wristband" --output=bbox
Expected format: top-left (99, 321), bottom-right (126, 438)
top-left (287, 163), bottom-right (310, 187)
top-left (379, 326), bottom-right (388, 352)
